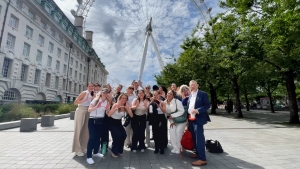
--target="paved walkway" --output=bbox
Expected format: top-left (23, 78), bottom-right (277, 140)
top-left (0, 109), bottom-right (300, 169)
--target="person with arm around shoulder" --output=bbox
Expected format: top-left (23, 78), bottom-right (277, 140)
top-left (164, 90), bottom-right (187, 155)
top-left (124, 85), bottom-right (135, 148)
top-left (107, 93), bottom-right (133, 158)
top-left (72, 83), bottom-right (95, 156)
top-left (187, 80), bottom-right (211, 166)
top-left (86, 88), bottom-right (110, 165)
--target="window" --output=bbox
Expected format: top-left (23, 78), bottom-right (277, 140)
top-left (45, 73), bottom-right (51, 87)
top-left (63, 79), bottom-right (66, 90)
top-left (64, 53), bottom-right (68, 61)
top-left (55, 76), bottom-right (59, 89)
top-left (22, 43), bottom-right (31, 57)
top-left (74, 83), bottom-right (77, 93)
top-left (41, 21), bottom-right (46, 29)
top-left (57, 48), bottom-right (61, 57)
top-left (75, 71), bottom-right (77, 78)
top-left (69, 68), bottom-right (72, 77)
top-left (84, 66), bottom-right (86, 72)
top-left (63, 64), bottom-right (67, 74)
top-left (34, 69), bottom-right (41, 84)
top-left (59, 36), bottom-right (63, 43)
top-left (16, 0), bottom-right (23, 10)
top-left (6, 33), bottom-right (16, 50)
top-left (47, 56), bottom-right (52, 67)
top-left (36, 50), bottom-right (42, 62)
top-left (38, 35), bottom-right (44, 46)
top-left (28, 10), bottom-right (35, 20)
top-left (80, 64), bottom-right (82, 71)
top-left (79, 85), bottom-right (82, 92)
top-left (0, 5), bottom-right (2, 15)
top-left (56, 61), bottom-right (60, 70)
top-left (48, 42), bottom-right (54, 52)
top-left (70, 57), bottom-right (73, 65)
top-left (83, 75), bottom-right (85, 82)
top-left (20, 64), bottom-right (27, 81)
top-left (69, 81), bottom-right (72, 92)
top-left (25, 26), bottom-right (33, 38)
top-left (50, 29), bottom-right (55, 37)
top-left (76, 61), bottom-right (78, 68)
top-left (79, 73), bottom-right (81, 80)
top-left (3, 89), bottom-right (16, 100)
top-left (2, 58), bottom-right (11, 78)
top-left (81, 55), bottom-right (83, 60)
top-left (9, 14), bottom-right (19, 29)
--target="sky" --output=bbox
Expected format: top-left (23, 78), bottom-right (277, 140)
top-left (53, 0), bottom-right (225, 89)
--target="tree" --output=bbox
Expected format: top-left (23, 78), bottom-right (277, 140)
top-left (222, 0), bottom-right (300, 123)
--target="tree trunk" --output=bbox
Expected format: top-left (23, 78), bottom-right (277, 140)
top-left (244, 89), bottom-right (249, 111)
top-left (266, 88), bottom-right (275, 113)
top-left (284, 71), bottom-right (299, 124)
top-left (209, 83), bottom-right (217, 114)
top-left (232, 75), bottom-right (243, 118)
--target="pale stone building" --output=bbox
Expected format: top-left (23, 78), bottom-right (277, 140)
top-left (0, 0), bottom-right (108, 104)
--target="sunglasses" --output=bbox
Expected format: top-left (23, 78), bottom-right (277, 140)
top-left (128, 87), bottom-right (134, 90)
top-left (145, 87), bottom-right (150, 89)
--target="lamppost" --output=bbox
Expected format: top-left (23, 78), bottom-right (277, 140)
top-left (65, 43), bottom-right (73, 104)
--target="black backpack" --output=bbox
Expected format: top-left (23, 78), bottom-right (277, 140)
top-left (205, 140), bottom-right (223, 153)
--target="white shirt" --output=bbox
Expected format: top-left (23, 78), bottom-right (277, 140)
top-left (79, 90), bottom-right (93, 106)
top-left (188, 90), bottom-right (198, 114)
top-left (128, 94), bottom-right (135, 107)
top-left (133, 98), bottom-right (147, 116)
top-left (89, 98), bottom-right (107, 117)
top-left (157, 102), bottom-right (164, 115)
top-left (165, 99), bottom-right (185, 117)
top-left (111, 109), bottom-right (125, 119)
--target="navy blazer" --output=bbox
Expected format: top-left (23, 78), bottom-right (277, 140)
top-left (187, 90), bottom-right (211, 125)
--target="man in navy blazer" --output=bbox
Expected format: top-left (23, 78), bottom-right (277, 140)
top-left (187, 80), bottom-right (211, 166)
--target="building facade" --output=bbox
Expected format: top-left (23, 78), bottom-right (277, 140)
top-left (0, 0), bottom-right (108, 104)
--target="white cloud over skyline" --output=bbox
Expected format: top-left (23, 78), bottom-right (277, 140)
top-left (53, 0), bottom-right (224, 89)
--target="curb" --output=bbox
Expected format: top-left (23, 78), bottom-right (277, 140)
top-left (0, 113), bottom-right (70, 130)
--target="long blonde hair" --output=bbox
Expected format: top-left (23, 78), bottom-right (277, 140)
top-left (177, 85), bottom-right (189, 97)
top-left (117, 93), bottom-right (128, 113)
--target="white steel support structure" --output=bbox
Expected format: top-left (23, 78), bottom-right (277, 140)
top-left (138, 18), bottom-right (164, 81)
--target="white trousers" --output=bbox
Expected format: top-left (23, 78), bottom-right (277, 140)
top-left (169, 122), bottom-right (186, 151)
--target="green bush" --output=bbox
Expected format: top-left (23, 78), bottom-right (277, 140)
top-left (0, 103), bottom-right (14, 113)
top-left (57, 104), bottom-right (71, 114)
top-left (3, 104), bottom-right (38, 122)
top-left (0, 108), bottom-right (3, 121)
top-left (69, 104), bottom-right (77, 111)
top-left (44, 104), bottom-right (60, 113)
top-left (28, 104), bottom-right (45, 113)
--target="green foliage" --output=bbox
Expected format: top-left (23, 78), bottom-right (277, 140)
top-left (57, 104), bottom-right (72, 115)
top-left (0, 104), bottom-right (14, 113)
top-left (69, 104), bottom-right (77, 111)
top-left (3, 104), bottom-right (38, 122)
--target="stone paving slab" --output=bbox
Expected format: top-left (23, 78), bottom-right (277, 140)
top-left (0, 110), bottom-right (300, 169)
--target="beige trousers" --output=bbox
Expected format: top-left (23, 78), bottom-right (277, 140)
top-left (124, 122), bottom-right (133, 146)
top-left (72, 105), bottom-right (89, 153)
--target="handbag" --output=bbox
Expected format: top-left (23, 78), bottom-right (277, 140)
top-left (205, 140), bottom-right (224, 153)
top-left (181, 130), bottom-right (194, 150)
top-left (171, 100), bottom-right (187, 124)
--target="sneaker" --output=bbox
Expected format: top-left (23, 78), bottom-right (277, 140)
top-left (93, 153), bottom-right (104, 158)
top-left (141, 149), bottom-right (145, 153)
top-left (86, 158), bottom-right (94, 165)
top-left (111, 152), bottom-right (118, 158)
top-left (76, 152), bottom-right (84, 156)
top-left (108, 145), bottom-right (112, 149)
top-left (132, 150), bottom-right (137, 153)
top-left (83, 149), bottom-right (87, 153)
top-left (174, 150), bottom-right (180, 154)
top-left (171, 149), bottom-right (176, 153)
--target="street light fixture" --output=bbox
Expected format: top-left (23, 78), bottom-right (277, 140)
top-left (65, 43), bottom-right (73, 104)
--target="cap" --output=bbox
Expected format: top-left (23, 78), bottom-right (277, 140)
top-left (102, 88), bottom-right (110, 93)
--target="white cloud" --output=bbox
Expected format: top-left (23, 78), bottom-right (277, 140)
top-left (54, 0), bottom-right (224, 89)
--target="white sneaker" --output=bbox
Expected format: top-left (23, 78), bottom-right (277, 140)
top-left (86, 158), bottom-right (94, 165)
top-left (132, 150), bottom-right (137, 153)
top-left (171, 149), bottom-right (176, 153)
top-left (174, 150), bottom-right (180, 154)
top-left (76, 152), bottom-right (84, 156)
top-left (141, 149), bottom-right (145, 153)
top-left (108, 145), bottom-right (112, 149)
top-left (83, 149), bottom-right (87, 153)
top-left (93, 153), bottom-right (104, 158)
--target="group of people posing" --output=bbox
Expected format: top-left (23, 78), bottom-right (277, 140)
top-left (71, 80), bottom-right (211, 166)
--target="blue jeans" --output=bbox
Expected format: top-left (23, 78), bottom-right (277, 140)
top-left (131, 114), bottom-right (146, 150)
top-left (108, 118), bottom-right (126, 155)
top-left (87, 118), bottom-right (104, 158)
top-left (189, 120), bottom-right (206, 161)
